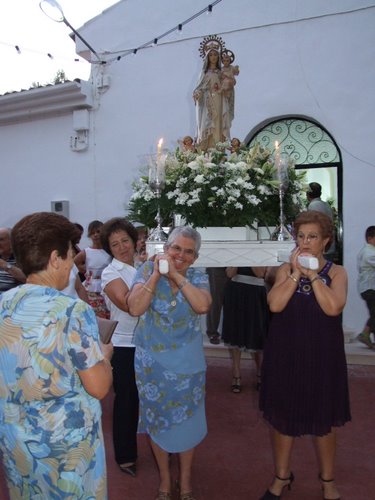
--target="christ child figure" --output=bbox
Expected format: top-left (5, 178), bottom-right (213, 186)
top-left (221, 49), bottom-right (239, 97)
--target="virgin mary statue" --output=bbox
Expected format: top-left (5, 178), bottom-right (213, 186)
top-left (193, 36), bottom-right (225, 151)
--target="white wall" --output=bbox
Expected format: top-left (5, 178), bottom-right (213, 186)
top-left (1, 0), bottom-right (374, 329)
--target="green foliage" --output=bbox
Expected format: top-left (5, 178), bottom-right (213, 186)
top-left (127, 143), bottom-right (307, 229)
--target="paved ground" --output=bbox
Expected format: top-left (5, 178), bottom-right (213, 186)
top-left (0, 357), bottom-right (374, 499)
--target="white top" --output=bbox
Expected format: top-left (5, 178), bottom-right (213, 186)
top-left (84, 247), bottom-right (111, 293)
top-left (101, 258), bottom-right (138, 347)
top-left (62, 264), bottom-right (79, 298)
top-left (357, 242), bottom-right (375, 294)
top-left (308, 198), bottom-right (333, 220)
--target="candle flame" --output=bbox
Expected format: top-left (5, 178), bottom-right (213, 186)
top-left (158, 138), bottom-right (163, 149)
top-left (275, 140), bottom-right (279, 150)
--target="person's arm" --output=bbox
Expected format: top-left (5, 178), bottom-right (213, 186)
top-left (77, 342), bottom-right (113, 400)
top-left (75, 275), bottom-right (89, 303)
top-left (74, 250), bottom-right (86, 274)
top-left (103, 277), bottom-right (130, 313)
top-left (127, 264), bottom-right (161, 317)
top-left (264, 266), bottom-right (278, 288)
top-left (68, 302), bottom-right (113, 400)
top-left (267, 262), bottom-right (299, 312)
top-left (173, 272), bottom-right (212, 314)
top-left (0, 259), bottom-right (26, 283)
top-left (157, 254), bottom-right (211, 315)
top-left (307, 265), bottom-right (347, 316)
top-left (251, 266), bottom-right (267, 278)
top-left (226, 267), bottom-right (238, 279)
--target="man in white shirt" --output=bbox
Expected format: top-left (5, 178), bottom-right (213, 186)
top-left (356, 225), bottom-right (375, 349)
top-left (307, 183), bottom-right (336, 257)
top-left (307, 182), bottom-right (334, 219)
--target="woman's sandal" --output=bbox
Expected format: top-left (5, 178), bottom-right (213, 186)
top-left (318, 474), bottom-right (341, 500)
top-left (119, 462), bottom-right (136, 477)
top-left (175, 480), bottom-right (195, 500)
top-left (155, 492), bottom-right (171, 500)
top-left (180, 493), bottom-right (195, 500)
top-left (231, 376), bottom-right (241, 393)
top-left (259, 472), bottom-right (294, 499)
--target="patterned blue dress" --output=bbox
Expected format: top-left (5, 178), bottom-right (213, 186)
top-left (0, 285), bottom-right (107, 499)
top-left (133, 262), bottom-right (208, 453)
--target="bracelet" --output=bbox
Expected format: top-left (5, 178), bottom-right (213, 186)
top-left (310, 275), bottom-right (322, 284)
top-left (142, 284), bottom-right (155, 295)
top-left (288, 274), bottom-right (299, 284)
top-left (178, 278), bottom-right (189, 290)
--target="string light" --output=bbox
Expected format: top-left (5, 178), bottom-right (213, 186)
top-left (2, 0), bottom-right (223, 66)
top-left (107, 0), bottom-right (222, 64)
top-left (1, 40), bottom-right (86, 64)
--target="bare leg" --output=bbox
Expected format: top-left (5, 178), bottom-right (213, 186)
top-left (254, 350), bottom-right (262, 376)
top-left (254, 351), bottom-right (263, 390)
top-left (230, 347), bottom-right (241, 378)
top-left (362, 324), bottom-right (370, 334)
top-left (150, 439), bottom-right (171, 494)
top-left (178, 447), bottom-right (195, 495)
top-left (314, 429), bottom-right (340, 499)
top-left (266, 429), bottom-right (294, 496)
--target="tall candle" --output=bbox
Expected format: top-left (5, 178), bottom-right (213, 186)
top-left (156, 138), bottom-right (165, 182)
top-left (274, 141), bottom-right (281, 179)
top-left (157, 138), bottom-right (163, 161)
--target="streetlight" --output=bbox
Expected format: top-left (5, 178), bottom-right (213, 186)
top-left (39, 0), bottom-right (102, 63)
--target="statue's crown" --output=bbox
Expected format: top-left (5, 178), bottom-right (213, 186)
top-left (199, 35), bottom-right (225, 59)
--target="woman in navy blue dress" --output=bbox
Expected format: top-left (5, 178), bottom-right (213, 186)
top-left (259, 211), bottom-right (350, 500)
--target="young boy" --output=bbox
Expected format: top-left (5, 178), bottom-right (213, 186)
top-left (357, 226), bottom-right (375, 348)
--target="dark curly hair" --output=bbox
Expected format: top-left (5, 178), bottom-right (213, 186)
top-left (11, 212), bottom-right (81, 276)
top-left (100, 218), bottom-right (138, 257)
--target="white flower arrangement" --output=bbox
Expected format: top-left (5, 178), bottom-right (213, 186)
top-left (128, 143), bottom-right (307, 228)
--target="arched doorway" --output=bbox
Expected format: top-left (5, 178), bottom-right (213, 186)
top-left (245, 116), bottom-right (343, 263)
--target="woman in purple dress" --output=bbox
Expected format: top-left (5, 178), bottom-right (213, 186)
top-left (259, 211), bottom-right (351, 500)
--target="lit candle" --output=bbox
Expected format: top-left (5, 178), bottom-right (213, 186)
top-left (157, 138), bottom-right (163, 161)
top-left (274, 140), bottom-right (281, 179)
top-left (156, 138), bottom-right (165, 182)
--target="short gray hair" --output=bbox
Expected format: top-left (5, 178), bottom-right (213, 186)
top-left (166, 226), bottom-right (202, 254)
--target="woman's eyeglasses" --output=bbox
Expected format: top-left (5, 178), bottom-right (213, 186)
top-left (168, 244), bottom-right (196, 257)
top-left (296, 232), bottom-right (320, 242)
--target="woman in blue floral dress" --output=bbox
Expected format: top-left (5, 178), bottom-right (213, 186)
top-left (128, 226), bottom-right (212, 500)
top-left (0, 212), bottom-right (113, 500)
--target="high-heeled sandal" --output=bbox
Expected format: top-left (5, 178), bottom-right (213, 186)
top-left (155, 491), bottom-right (171, 500)
top-left (318, 474), bottom-right (340, 500)
top-left (231, 376), bottom-right (241, 393)
top-left (119, 462), bottom-right (136, 477)
top-left (259, 472), bottom-right (294, 499)
top-left (180, 492), bottom-right (195, 500)
top-left (175, 480), bottom-right (195, 500)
